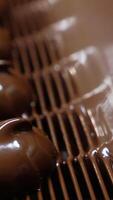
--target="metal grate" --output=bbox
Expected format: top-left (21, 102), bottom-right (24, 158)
top-left (8, 0), bottom-right (113, 199)
top-left (12, 34), bottom-right (63, 71)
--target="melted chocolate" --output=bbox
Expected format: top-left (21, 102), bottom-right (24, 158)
top-left (0, 72), bottom-right (33, 119)
top-left (12, 0), bottom-right (113, 49)
top-left (0, 118), bottom-right (57, 193)
top-left (7, 0), bottom-right (113, 199)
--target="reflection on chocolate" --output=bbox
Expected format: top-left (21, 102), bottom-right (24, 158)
top-left (0, 72), bottom-right (33, 119)
top-left (8, 0), bottom-right (113, 198)
top-left (12, 0), bottom-right (113, 53)
top-left (96, 140), bottom-right (113, 160)
top-left (0, 28), bottom-right (11, 59)
top-left (0, 118), bottom-right (57, 193)
top-left (90, 139), bottom-right (113, 194)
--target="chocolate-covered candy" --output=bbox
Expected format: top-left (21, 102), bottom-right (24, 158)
top-left (0, 28), bottom-right (11, 59)
top-left (0, 118), bottom-right (57, 193)
top-left (0, 72), bottom-right (33, 119)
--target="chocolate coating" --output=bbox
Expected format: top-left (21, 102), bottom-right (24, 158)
top-left (0, 72), bottom-right (33, 119)
top-left (0, 118), bottom-right (57, 193)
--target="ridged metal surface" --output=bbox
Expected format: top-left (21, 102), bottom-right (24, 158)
top-left (9, 0), bottom-right (113, 199)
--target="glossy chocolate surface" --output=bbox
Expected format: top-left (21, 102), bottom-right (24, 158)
top-left (11, 0), bottom-right (113, 48)
top-left (91, 139), bottom-right (113, 162)
top-left (8, 1), bottom-right (113, 199)
top-left (11, 6), bottom-right (113, 69)
top-left (0, 71), bottom-right (33, 119)
top-left (0, 118), bottom-right (57, 193)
